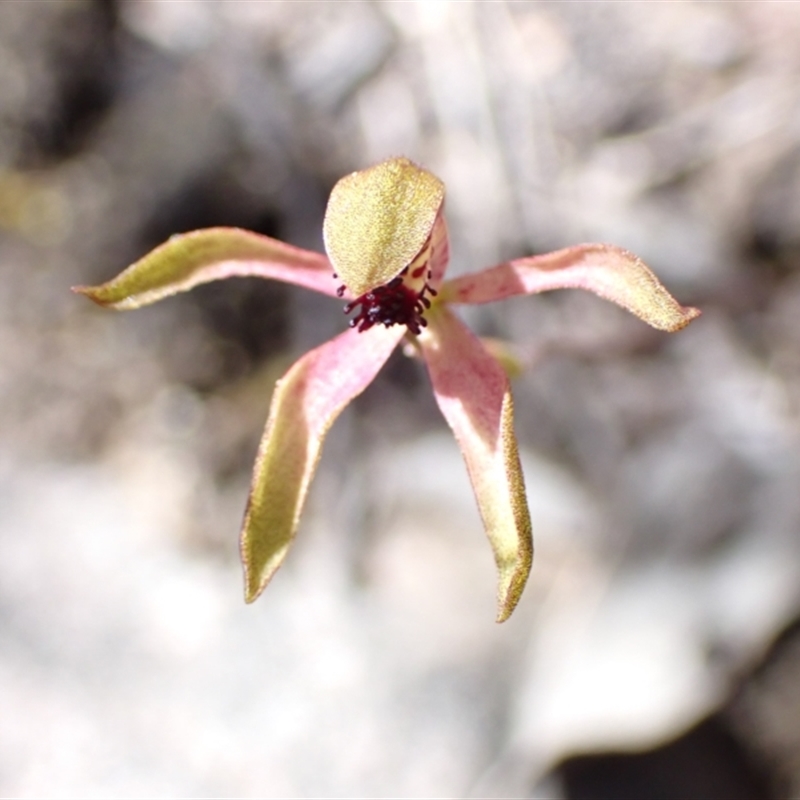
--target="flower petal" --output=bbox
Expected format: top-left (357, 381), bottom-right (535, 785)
top-left (427, 209), bottom-right (451, 289)
top-left (73, 227), bottom-right (338, 309)
top-left (323, 157), bottom-right (445, 296)
top-left (441, 243), bottom-right (700, 332)
top-left (241, 324), bottom-right (404, 603)
top-left (418, 306), bottom-right (533, 622)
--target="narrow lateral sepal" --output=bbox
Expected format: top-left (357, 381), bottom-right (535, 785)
top-left (441, 243), bottom-right (700, 332)
top-left (419, 306), bottom-right (533, 622)
top-left (241, 324), bottom-right (404, 602)
top-left (73, 227), bottom-right (339, 309)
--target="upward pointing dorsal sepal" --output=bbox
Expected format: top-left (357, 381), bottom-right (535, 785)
top-left (323, 157), bottom-right (445, 298)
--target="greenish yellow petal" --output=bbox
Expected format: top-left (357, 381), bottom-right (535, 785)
top-left (241, 324), bottom-right (404, 603)
top-left (323, 157), bottom-right (445, 297)
top-left (73, 227), bottom-right (338, 309)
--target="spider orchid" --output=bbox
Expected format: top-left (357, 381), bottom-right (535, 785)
top-left (75, 157), bottom-right (699, 621)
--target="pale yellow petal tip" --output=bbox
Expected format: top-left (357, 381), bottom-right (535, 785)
top-left (647, 305), bottom-right (701, 333)
top-left (323, 156), bottom-right (445, 296)
top-left (242, 557), bottom-right (257, 604)
top-left (241, 539), bottom-right (281, 605)
top-left (496, 599), bottom-right (518, 624)
top-left (72, 276), bottom-right (148, 310)
top-left (495, 394), bottom-right (534, 623)
top-left (73, 282), bottom-right (138, 310)
top-left (671, 305), bottom-right (702, 332)
top-left (71, 284), bottom-right (104, 305)
top-left (240, 531), bottom-right (266, 604)
top-left (242, 553), bottom-right (273, 604)
top-left (494, 545), bottom-right (534, 623)
top-left (243, 579), bottom-right (263, 605)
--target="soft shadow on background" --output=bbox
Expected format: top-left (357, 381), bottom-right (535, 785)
top-left (2, 2), bottom-right (800, 797)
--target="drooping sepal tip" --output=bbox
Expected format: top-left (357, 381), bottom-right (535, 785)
top-left (493, 393), bottom-right (533, 622)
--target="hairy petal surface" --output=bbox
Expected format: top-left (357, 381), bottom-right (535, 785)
top-left (427, 210), bottom-right (451, 290)
top-left (73, 227), bottom-right (338, 309)
top-left (419, 306), bottom-right (533, 622)
top-left (241, 324), bottom-right (404, 603)
top-left (323, 157), bottom-right (444, 296)
top-left (441, 243), bottom-right (700, 332)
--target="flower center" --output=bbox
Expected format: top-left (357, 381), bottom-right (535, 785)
top-left (335, 264), bottom-right (437, 335)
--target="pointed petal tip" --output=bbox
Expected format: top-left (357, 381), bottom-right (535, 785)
top-left (242, 556), bottom-right (262, 603)
top-left (496, 607), bottom-right (512, 624)
top-left (71, 284), bottom-right (112, 307)
top-left (243, 580), bottom-right (262, 605)
top-left (240, 533), bottom-right (283, 605)
top-left (495, 551), bottom-right (533, 623)
top-left (665, 304), bottom-right (702, 332)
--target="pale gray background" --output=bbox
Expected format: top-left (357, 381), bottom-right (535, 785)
top-left (1, 2), bottom-right (799, 797)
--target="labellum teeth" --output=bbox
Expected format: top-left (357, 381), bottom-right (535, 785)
top-left (343, 265), bottom-right (436, 335)
top-left (339, 227), bottom-right (437, 335)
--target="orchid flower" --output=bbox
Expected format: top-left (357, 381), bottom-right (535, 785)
top-left (74, 157), bottom-right (699, 622)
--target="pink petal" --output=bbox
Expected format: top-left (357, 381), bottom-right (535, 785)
top-left (73, 227), bottom-right (339, 309)
top-left (241, 324), bottom-right (404, 603)
top-left (419, 306), bottom-right (533, 622)
top-left (440, 243), bottom-right (700, 332)
top-left (427, 209), bottom-right (451, 289)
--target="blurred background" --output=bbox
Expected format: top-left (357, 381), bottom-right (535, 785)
top-left (2, 1), bottom-right (800, 797)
